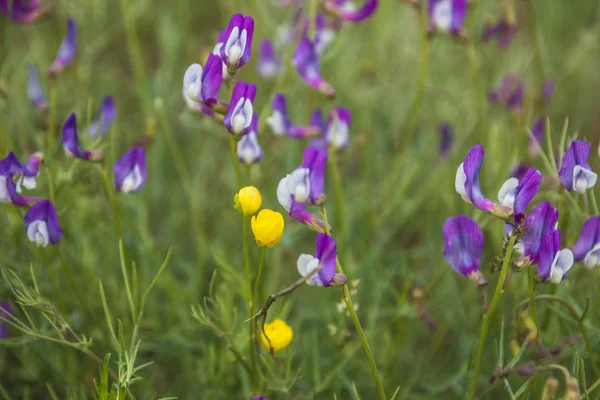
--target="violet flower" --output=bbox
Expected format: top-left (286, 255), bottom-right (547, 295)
top-left (289, 108), bottom-right (325, 139)
top-left (24, 200), bottom-right (63, 247)
top-left (521, 201), bottom-right (559, 263)
top-left (114, 147), bottom-right (146, 193)
top-left (18, 152), bottom-right (43, 192)
top-left (324, 0), bottom-right (378, 22)
top-left (315, 14), bottom-right (335, 55)
top-left (490, 75), bottom-right (524, 110)
top-left (237, 116), bottom-right (263, 165)
top-left (0, 303), bottom-right (12, 338)
top-left (509, 163), bottom-right (530, 181)
top-left (439, 123), bottom-right (454, 157)
top-left (0, 0), bottom-right (45, 23)
top-left (482, 16), bottom-right (517, 48)
top-left (428, 0), bottom-right (467, 34)
top-left (183, 54), bottom-right (223, 107)
top-left (455, 145), bottom-right (512, 219)
top-left (27, 65), bottom-right (48, 111)
top-left (528, 116), bottom-right (545, 157)
top-left (293, 37), bottom-right (335, 98)
top-left (266, 93), bottom-right (292, 137)
top-left (257, 39), bottom-right (283, 79)
top-left (220, 14), bottom-right (254, 73)
top-left (62, 113), bottom-right (104, 161)
top-left (497, 167), bottom-right (542, 216)
top-left (0, 152), bottom-right (34, 207)
top-left (224, 81), bottom-right (256, 136)
top-left (88, 96), bottom-right (117, 138)
top-left (558, 140), bottom-right (597, 194)
top-left (212, 29), bottom-right (230, 80)
top-left (572, 216), bottom-right (600, 268)
top-left (538, 230), bottom-right (573, 284)
top-left (442, 214), bottom-right (486, 284)
top-left (325, 107), bottom-right (351, 151)
top-left (297, 233), bottom-right (346, 287)
top-left (49, 18), bottom-right (77, 76)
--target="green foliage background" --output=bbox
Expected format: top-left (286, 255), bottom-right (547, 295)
top-left (1, 0), bottom-right (600, 398)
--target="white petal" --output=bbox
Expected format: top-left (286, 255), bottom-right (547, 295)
top-left (433, 0), bottom-right (453, 31)
top-left (498, 178), bottom-right (519, 208)
top-left (288, 168), bottom-right (310, 203)
top-left (27, 220), bottom-right (49, 247)
top-left (224, 26), bottom-right (240, 59)
top-left (296, 254), bottom-right (322, 286)
top-left (584, 243), bottom-right (600, 269)
top-left (121, 165), bottom-right (143, 193)
top-left (573, 165), bottom-right (598, 194)
top-left (549, 249), bottom-right (574, 284)
top-left (0, 176), bottom-right (11, 203)
top-left (277, 175), bottom-right (293, 210)
top-left (267, 111), bottom-right (286, 136)
top-left (327, 119), bottom-right (349, 150)
top-left (455, 163), bottom-right (468, 198)
top-left (22, 176), bottom-right (37, 190)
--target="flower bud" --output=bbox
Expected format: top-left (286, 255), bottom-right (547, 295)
top-left (234, 186), bottom-right (262, 216)
top-left (261, 318), bottom-right (293, 353)
top-left (251, 209), bottom-right (284, 248)
top-left (329, 273), bottom-right (347, 287)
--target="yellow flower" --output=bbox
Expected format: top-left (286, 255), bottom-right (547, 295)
top-left (261, 318), bottom-right (293, 353)
top-left (234, 186), bottom-right (262, 216)
top-left (251, 209), bottom-right (284, 247)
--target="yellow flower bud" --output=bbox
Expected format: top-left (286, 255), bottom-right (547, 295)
top-left (234, 186), bottom-right (262, 216)
top-left (251, 209), bottom-right (284, 247)
top-left (261, 318), bottom-right (293, 353)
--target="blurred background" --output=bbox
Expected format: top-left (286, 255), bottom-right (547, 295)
top-left (1, 0), bottom-right (600, 398)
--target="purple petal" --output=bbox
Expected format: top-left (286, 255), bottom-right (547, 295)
top-left (538, 230), bottom-right (560, 281)
top-left (220, 14), bottom-right (254, 70)
top-left (288, 108), bottom-right (324, 138)
top-left (49, 18), bottom-right (77, 76)
top-left (62, 113), bottom-right (104, 161)
top-left (325, 107), bottom-right (351, 150)
top-left (257, 39), bottom-right (282, 79)
top-left (462, 145), bottom-right (496, 213)
top-left (301, 146), bottom-right (327, 204)
top-left (0, 151), bottom-right (25, 175)
top-left (89, 96), bottom-right (117, 138)
top-left (0, 303), bottom-right (13, 338)
top-left (27, 65), bottom-right (48, 111)
top-left (0, 174), bottom-right (34, 207)
top-left (522, 201), bottom-right (558, 262)
top-left (513, 168), bottom-right (542, 215)
top-left (201, 53), bottom-right (223, 105)
top-left (1, 0), bottom-right (44, 23)
top-left (509, 163), bottom-right (530, 181)
top-left (528, 116), bottom-right (546, 156)
top-left (289, 197), bottom-right (328, 233)
top-left (442, 214), bottom-right (484, 277)
top-left (573, 216), bottom-right (600, 262)
top-left (24, 200), bottom-right (63, 244)
top-left (224, 81), bottom-right (256, 135)
top-left (293, 37), bottom-right (335, 98)
top-left (23, 152), bottom-right (43, 177)
top-left (114, 147), bottom-right (147, 193)
top-left (490, 74), bottom-right (522, 108)
top-left (324, 0), bottom-right (378, 22)
top-left (451, 0), bottom-right (467, 33)
top-left (315, 233), bottom-right (337, 286)
top-left (558, 140), bottom-right (592, 192)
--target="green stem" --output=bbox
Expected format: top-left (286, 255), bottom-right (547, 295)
top-left (468, 235), bottom-right (517, 400)
top-left (402, 2), bottom-right (430, 150)
top-left (526, 0), bottom-right (546, 84)
top-left (463, 0), bottom-right (484, 132)
top-left (321, 207), bottom-right (386, 400)
top-left (47, 81), bottom-right (57, 159)
top-left (527, 268), bottom-right (539, 344)
top-left (253, 247), bottom-right (267, 308)
top-left (99, 164), bottom-right (123, 241)
top-left (243, 216), bottom-right (258, 390)
top-left (328, 146), bottom-right (345, 244)
top-left (229, 136), bottom-right (243, 189)
top-left (590, 189), bottom-right (600, 215)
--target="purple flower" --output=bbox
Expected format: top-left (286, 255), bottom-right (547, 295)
top-left (497, 168), bottom-right (542, 216)
top-left (0, 0), bottom-right (45, 23)
top-left (0, 303), bottom-right (12, 338)
top-left (324, 0), bottom-right (379, 22)
top-left (442, 214), bottom-right (486, 283)
top-left (325, 107), bottom-right (351, 151)
top-left (257, 39), bottom-right (283, 79)
top-left (24, 200), bottom-right (63, 246)
top-left (49, 18), bottom-right (77, 76)
top-left (509, 163), bottom-right (531, 181)
top-left (315, 14), bottom-right (335, 54)
top-left (18, 152), bottom-right (43, 192)
top-left (439, 123), bottom-right (454, 156)
top-left (62, 113), bottom-right (104, 161)
top-left (220, 14), bottom-right (254, 72)
top-left (521, 201), bottom-right (559, 263)
top-left (558, 140), bottom-right (597, 194)
top-left (88, 96), bottom-right (117, 138)
top-left (528, 116), bottom-right (546, 157)
top-left (288, 108), bottom-right (325, 139)
top-left (572, 216), bottom-right (600, 268)
top-left (183, 54), bottom-right (223, 108)
top-left (0, 152), bottom-right (35, 207)
top-left (114, 147), bottom-right (146, 193)
top-left (212, 29), bottom-right (230, 80)
top-left (237, 116), bottom-right (263, 165)
top-left (293, 37), bottom-right (335, 98)
top-left (224, 81), bottom-right (256, 135)
top-left (278, 146), bottom-right (327, 206)
top-left (482, 16), bottom-right (517, 48)
top-left (455, 145), bottom-right (512, 219)
top-left (490, 75), bottom-right (524, 110)
top-left (297, 233), bottom-right (346, 287)
top-left (266, 93), bottom-right (292, 137)
top-left (538, 230), bottom-right (573, 284)
top-left (428, 0), bottom-right (467, 34)
top-left (27, 65), bottom-right (48, 111)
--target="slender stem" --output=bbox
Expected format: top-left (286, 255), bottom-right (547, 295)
top-left (47, 81), bottom-right (57, 158)
top-left (590, 189), bottom-right (600, 215)
top-left (246, 165), bottom-right (253, 186)
top-left (526, 0), bottom-right (546, 84)
top-left (99, 164), bottom-right (123, 241)
top-left (321, 206), bottom-right (386, 400)
top-left (527, 268), bottom-right (539, 345)
top-left (584, 191), bottom-right (590, 217)
top-left (243, 216), bottom-right (257, 390)
top-left (253, 247), bottom-right (267, 307)
top-left (402, 2), bottom-right (430, 150)
top-left (328, 146), bottom-right (345, 244)
top-left (468, 235), bottom-right (517, 400)
top-left (229, 136), bottom-right (243, 189)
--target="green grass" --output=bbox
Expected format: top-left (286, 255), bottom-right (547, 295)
top-left (1, 0), bottom-right (600, 398)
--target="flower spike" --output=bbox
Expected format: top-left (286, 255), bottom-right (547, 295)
top-left (220, 14), bottom-right (254, 73)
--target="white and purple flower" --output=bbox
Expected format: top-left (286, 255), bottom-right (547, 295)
top-left (497, 167), bottom-right (542, 217)
top-left (538, 230), bottom-right (573, 284)
top-left (482, 15), bottom-right (517, 48)
top-left (297, 233), bottom-right (346, 287)
top-left (114, 147), bottom-right (146, 193)
top-left (183, 53), bottom-right (223, 108)
top-left (558, 140), bottom-right (597, 194)
top-left (442, 214), bottom-right (486, 284)
top-left (88, 96), bottom-right (117, 138)
top-left (62, 113), bottom-right (104, 161)
top-left (0, 0), bottom-right (45, 23)
top-left (428, 0), bottom-right (467, 34)
top-left (572, 216), bottom-right (600, 269)
top-left (257, 39), bottom-right (283, 79)
top-left (288, 108), bottom-right (325, 139)
top-left (520, 201), bottom-right (559, 263)
top-left (237, 116), bottom-right (263, 165)
top-left (24, 200), bottom-right (63, 247)
top-left (267, 93), bottom-right (292, 137)
top-left (220, 14), bottom-right (254, 73)
top-left (0, 152), bottom-right (35, 207)
top-left (324, 0), bottom-right (379, 22)
top-left (49, 18), bottom-right (77, 76)
top-left (224, 81), bottom-right (256, 136)
top-left (325, 107), bottom-right (351, 151)
top-left (293, 37), bottom-right (335, 98)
